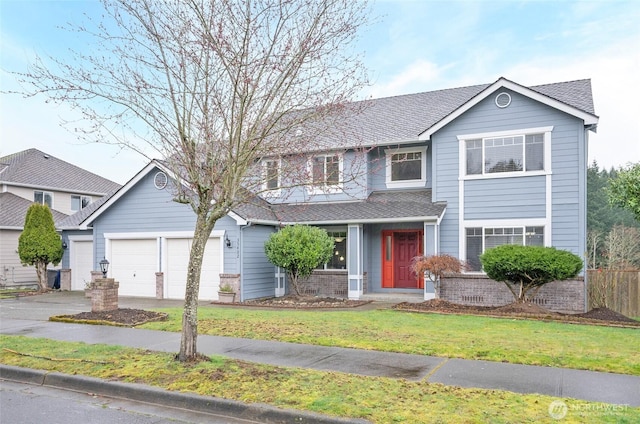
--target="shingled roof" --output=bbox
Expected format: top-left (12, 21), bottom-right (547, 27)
top-left (0, 192), bottom-right (69, 229)
top-left (0, 149), bottom-right (121, 195)
top-left (234, 189), bottom-right (446, 224)
top-left (305, 78), bottom-right (596, 151)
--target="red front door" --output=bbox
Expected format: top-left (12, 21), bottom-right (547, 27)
top-left (382, 230), bottom-right (423, 289)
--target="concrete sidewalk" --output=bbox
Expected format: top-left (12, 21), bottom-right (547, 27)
top-left (1, 292), bottom-right (638, 408)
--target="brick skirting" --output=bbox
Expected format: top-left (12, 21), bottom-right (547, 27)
top-left (440, 274), bottom-right (586, 313)
top-left (298, 270), bottom-right (367, 298)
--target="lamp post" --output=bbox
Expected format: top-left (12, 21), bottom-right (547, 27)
top-left (99, 258), bottom-right (109, 278)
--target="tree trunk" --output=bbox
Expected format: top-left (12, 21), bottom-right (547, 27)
top-left (35, 261), bottom-right (47, 292)
top-left (178, 213), bottom-right (215, 361)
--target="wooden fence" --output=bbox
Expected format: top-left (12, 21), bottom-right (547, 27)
top-left (587, 270), bottom-right (640, 318)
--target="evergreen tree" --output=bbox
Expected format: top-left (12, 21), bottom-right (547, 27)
top-left (18, 203), bottom-right (64, 292)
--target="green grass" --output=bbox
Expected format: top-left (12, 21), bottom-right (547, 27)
top-left (0, 289), bottom-right (37, 299)
top-left (2, 335), bottom-right (637, 423)
top-left (141, 307), bottom-right (640, 375)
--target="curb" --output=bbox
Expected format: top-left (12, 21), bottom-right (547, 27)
top-left (1, 364), bottom-right (370, 424)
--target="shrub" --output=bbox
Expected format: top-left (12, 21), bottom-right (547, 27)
top-left (411, 254), bottom-right (464, 297)
top-left (480, 245), bottom-right (583, 303)
top-left (264, 225), bottom-right (333, 296)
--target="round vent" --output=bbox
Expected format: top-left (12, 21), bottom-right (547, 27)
top-left (495, 92), bottom-right (511, 108)
top-left (154, 171), bottom-right (168, 189)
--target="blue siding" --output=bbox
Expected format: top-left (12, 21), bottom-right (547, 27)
top-left (432, 88), bottom-right (588, 259)
top-left (240, 224), bottom-right (276, 300)
top-left (92, 168), bottom-right (240, 276)
top-left (367, 143), bottom-right (432, 192)
top-left (464, 176), bottom-right (546, 220)
top-left (266, 150), bottom-right (369, 204)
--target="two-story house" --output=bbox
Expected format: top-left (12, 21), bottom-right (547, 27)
top-left (0, 148), bottom-right (120, 286)
top-left (63, 77), bottom-right (597, 308)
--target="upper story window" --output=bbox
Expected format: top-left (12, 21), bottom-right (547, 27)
top-left (466, 226), bottom-right (544, 271)
top-left (262, 159), bottom-right (281, 193)
top-left (460, 127), bottom-right (552, 178)
top-left (34, 191), bottom-right (53, 208)
top-left (385, 146), bottom-right (427, 188)
top-left (71, 195), bottom-right (92, 212)
top-left (309, 154), bottom-right (342, 193)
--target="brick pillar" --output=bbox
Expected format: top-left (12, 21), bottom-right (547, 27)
top-left (90, 278), bottom-right (119, 312)
top-left (91, 271), bottom-right (102, 282)
top-left (156, 272), bottom-right (164, 299)
top-left (219, 274), bottom-right (240, 293)
top-left (59, 269), bottom-right (71, 291)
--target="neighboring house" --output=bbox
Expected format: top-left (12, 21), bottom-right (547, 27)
top-left (62, 77), bottom-right (598, 304)
top-left (0, 149), bottom-right (121, 286)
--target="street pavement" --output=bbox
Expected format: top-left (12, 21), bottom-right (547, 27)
top-left (1, 291), bottom-right (638, 420)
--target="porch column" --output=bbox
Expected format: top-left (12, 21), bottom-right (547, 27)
top-left (423, 222), bottom-right (438, 300)
top-left (275, 266), bottom-right (286, 297)
top-left (347, 224), bottom-right (364, 300)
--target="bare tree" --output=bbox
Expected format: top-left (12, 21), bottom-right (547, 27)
top-left (10, 0), bottom-right (370, 361)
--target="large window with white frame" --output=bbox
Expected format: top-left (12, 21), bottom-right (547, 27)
top-left (34, 191), bottom-right (53, 208)
top-left (309, 154), bottom-right (342, 193)
top-left (466, 226), bottom-right (544, 271)
top-left (385, 146), bottom-right (427, 187)
top-left (461, 127), bottom-right (551, 178)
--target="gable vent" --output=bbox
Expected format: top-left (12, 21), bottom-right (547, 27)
top-left (495, 92), bottom-right (511, 108)
top-left (154, 171), bottom-right (168, 189)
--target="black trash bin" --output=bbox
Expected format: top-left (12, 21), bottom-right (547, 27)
top-left (47, 269), bottom-right (61, 289)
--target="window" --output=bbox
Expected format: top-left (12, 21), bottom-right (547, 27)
top-left (71, 195), bottom-right (91, 212)
top-left (309, 154), bottom-right (342, 193)
top-left (466, 226), bottom-right (544, 271)
top-left (385, 147), bottom-right (427, 187)
top-left (262, 159), bottom-right (280, 192)
top-left (34, 191), bottom-right (53, 208)
top-left (318, 231), bottom-right (347, 270)
top-left (464, 131), bottom-right (547, 176)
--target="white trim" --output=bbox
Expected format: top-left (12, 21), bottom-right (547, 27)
top-left (104, 230), bottom-right (225, 239)
top-left (68, 234), bottom-right (93, 242)
top-left (457, 126), bottom-right (553, 141)
top-left (347, 224), bottom-right (363, 300)
top-left (495, 92), bottom-right (511, 108)
top-left (384, 146), bottom-right (428, 188)
top-left (419, 78), bottom-right (597, 140)
top-left (80, 161), bottom-right (166, 229)
top-left (463, 218), bottom-right (548, 228)
top-left (458, 126), bottom-right (553, 180)
top-left (460, 219), bottom-right (550, 270)
top-left (69, 235), bottom-right (94, 290)
top-left (227, 211), bottom-right (248, 226)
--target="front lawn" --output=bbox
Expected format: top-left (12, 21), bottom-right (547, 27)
top-left (2, 336), bottom-right (637, 423)
top-left (141, 307), bottom-right (640, 375)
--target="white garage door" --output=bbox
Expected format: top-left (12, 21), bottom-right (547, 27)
top-left (110, 239), bottom-right (157, 297)
top-left (165, 238), bottom-right (221, 300)
top-left (71, 240), bottom-right (93, 290)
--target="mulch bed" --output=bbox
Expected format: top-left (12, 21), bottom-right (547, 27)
top-left (50, 308), bottom-right (168, 327)
top-left (394, 299), bottom-right (640, 328)
top-left (48, 297), bottom-right (638, 328)
top-left (241, 296), bottom-right (371, 309)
